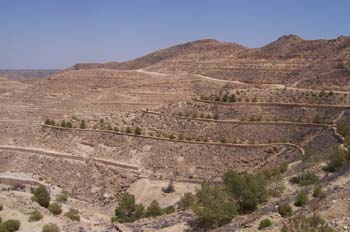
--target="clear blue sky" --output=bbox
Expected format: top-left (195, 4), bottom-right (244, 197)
top-left (1, 0), bottom-right (349, 69)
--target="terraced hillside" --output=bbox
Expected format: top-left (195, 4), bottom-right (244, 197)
top-left (1, 36), bottom-right (350, 232)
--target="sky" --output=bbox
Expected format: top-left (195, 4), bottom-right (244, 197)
top-left (1, 0), bottom-right (349, 69)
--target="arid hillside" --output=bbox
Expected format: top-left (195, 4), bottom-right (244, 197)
top-left (72, 35), bottom-right (350, 90)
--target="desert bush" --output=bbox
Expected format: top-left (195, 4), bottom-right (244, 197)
top-left (162, 181), bottom-right (175, 193)
top-left (278, 203), bottom-right (293, 218)
top-left (33, 186), bottom-right (50, 208)
top-left (29, 210), bottom-right (43, 222)
top-left (289, 171), bottom-right (319, 186)
top-left (48, 203), bottom-right (62, 215)
top-left (294, 191), bottom-right (308, 207)
top-left (281, 214), bottom-right (335, 232)
top-left (169, 134), bottom-right (175, 140)
top-left (259, 218), bottom-right (272, 230)
top-left (113, 193), bottom-right (144, 223)
top-left (0, 219), bottom-right (20, 232)
top-left (79, 120), bottom-right (86, 129)
top-left (134, 127), bottom-right (142, 135)
top-left (56, 191), bottom-right (68, 203)
top-left (145, 200), bottom-right (163, 218)
top-left (323, 149), bottom-right (349, 172)
top-left (64, 208), bottom-right (80, 221)
top-left (214, 113), bottom-right (219, 120)
top-left (66, 121), bottom-right (72, 128)
top-left (178, 192), bottom-right (195, 210)
top-left (192, 184), bottom-right (238, 228)
top-left (0, 203), bottom-right (3, 211)
top-left (126, 127), bottom-right (132, 133)
top-left (224, 171), bottom-right (268, 213)
top-left (60, 120), bottom-right (66, 128)
top-left (42, 223), bottom-right (60, 232)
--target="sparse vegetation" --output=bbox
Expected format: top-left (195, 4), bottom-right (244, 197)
top-left (289, 171), bottom-right (319, 186)
top-left (32, 186), bottom-right (51, 208)
top-left (42, 223), bottom-right (60, 232)
top-left (29, 210), bottom-right (43, 222)
top-left (64, 208), bottom-right (80, 221)
top-left (278, 203), bottom-right (293, 218)
top-left (48, 203), bottom-right (62, 215)
top-left (259, 218), bottom-right (272, 230)
top-left (281, 214), bottom-right (335, 232)
top-left (294, 191), bottom-right (308, 207)
top-left (0, 219), bottom-right (20, 232)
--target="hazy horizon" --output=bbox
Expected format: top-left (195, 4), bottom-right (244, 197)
top-left (1, 0), bottom-right (349, 69)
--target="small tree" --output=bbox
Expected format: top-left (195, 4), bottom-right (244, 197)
top-left (79, 120), bottom-right (86, 129)
top-left (66, 121), bottom-right (72, 128)
top-left (33, 186), bottom-right (50, 208)
top-left (193, 184), bottom-right (238, 228)
top-left (178, 192), bottom-right (195, 210)
top-left (60, 120), bottom-right (66, 128)
top-left (135, 127), bottom-right (142, 135)
top-left (113, 193), bottom-right (144, 223)
top-left (145, 200), bottom-right (163, 218)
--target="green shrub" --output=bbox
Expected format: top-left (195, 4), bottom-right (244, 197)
top-left (0, 219), bottom-right (20, 232)
top-left (278, 203), bottom-right (293, 218)
top-left (134, 127), bottom-right (142, 135)
top-left (324, 149), bottom-right (349, 172)
top-left (258, 218), bottom-right (272, 230)
top-left (289, 171), bottom-right (319, 186)
top-left (60, 120), bottom-right (66, 128)
top-left (294, 191), bottom-right (308, 207)
top-left (126, 127), bottom-right (132, 133)
top-left (64, 208), bottom-right (80, 221)
top-left (42, 223), bottom-right (60, 232)
top-left (145, 200), bottom-right (163, 218)
top-left (56, 191), bottom-right (68, 203)
top-left (29, 210), bottom-right (43, 222)
top-left (178, 192), bottom-right (195, 211)
top-left (192, 184), bottom-right (238, 228)
top-left (79, 120), bottom-right (86, 129)
top-left (0, 203), bottom-right (3, 211)
top-left (44, 119), bottom-right (51, 125)
top-left (33, 186), bottom-right (50, 208)
top-left (113, 193), bottom-right (144, 223)
top-left (224, 171), bottom-right (268, 213)
top-left (66, 122), bottom-right (72, 128)
top-left (48, 203), bottom-right (62, 215)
